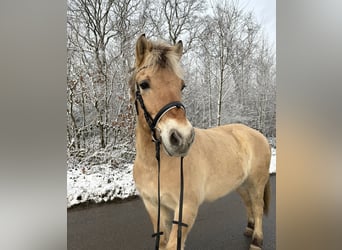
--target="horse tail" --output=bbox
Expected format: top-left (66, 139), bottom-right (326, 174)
top-left (263, 178), bottom-right (271, 215)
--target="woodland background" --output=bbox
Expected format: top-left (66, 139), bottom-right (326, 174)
top-left (67, 0), bottom-right (276, 167)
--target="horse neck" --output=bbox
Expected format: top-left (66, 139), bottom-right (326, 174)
top-left (135, 119), bottom-right (157, 165)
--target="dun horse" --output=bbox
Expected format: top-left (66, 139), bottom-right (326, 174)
top-left (129, 34), bottom-right (271, 250)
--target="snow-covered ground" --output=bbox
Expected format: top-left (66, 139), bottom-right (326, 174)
top-left (269, 147), bottom-right (276, 174)
top-left (67, 163), bottom-right (138, 208)
top-left (67, 148), bottom-right (276, 208)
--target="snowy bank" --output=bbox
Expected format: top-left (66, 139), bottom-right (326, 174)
top-left (67, 163), bottom-right (138, 208)
top-left (67, 149), bottom-right (276, 208)
top-left (269, 147), bottom-right (276, 174)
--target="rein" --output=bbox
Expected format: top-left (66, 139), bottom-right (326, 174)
top-left (135, 81), bottom-right (188, 250)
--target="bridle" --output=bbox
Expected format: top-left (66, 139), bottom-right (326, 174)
top-left (134, 67), bottom-right (188, 250)
top-left (135, 83), bottom-right (185, 141)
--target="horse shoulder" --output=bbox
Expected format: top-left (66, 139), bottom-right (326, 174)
top-left (133, 160), bottom-right (154, 194)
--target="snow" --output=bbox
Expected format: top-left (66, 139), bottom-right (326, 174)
top-left (269, 147), bottom-right (277, 174)
top-left (67, 163), bottom-right (138, 208)
top-left (67, 149), bottom-right (276, 208)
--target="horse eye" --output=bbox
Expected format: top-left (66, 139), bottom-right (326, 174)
top-left (139, 81), bottom-right (150, 90)
top-left (181, 84), bottom-right (186, 91)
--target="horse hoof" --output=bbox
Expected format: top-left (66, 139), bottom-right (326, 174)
top-left (249, 244), bottom-right (262, 250)
top-left (244, 226), bottom-right (254, 237)
top-left (250, 237), bottom-right (263, 250)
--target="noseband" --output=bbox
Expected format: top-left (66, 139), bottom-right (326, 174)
top-left (134, 79), bottom-right (188, 250)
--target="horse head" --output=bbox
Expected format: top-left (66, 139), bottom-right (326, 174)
top-left (129, 34), bottom-right (194, 157)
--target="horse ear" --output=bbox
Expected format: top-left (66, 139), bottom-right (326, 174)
top-left (174, 40), bottom-right (183, 59)
top-left (135, 34), bottom-right (151, 67)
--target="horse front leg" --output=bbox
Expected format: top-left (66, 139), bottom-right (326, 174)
top-left (163, 203), bottom-right (199, 250)
top-left (142, 197), bottom-right (173, 248)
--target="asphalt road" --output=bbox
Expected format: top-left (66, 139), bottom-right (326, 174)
top-left (68, 175), bottom-right (275, 250)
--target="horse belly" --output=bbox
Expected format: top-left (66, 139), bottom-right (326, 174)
top-left (204, 163), bottom-right (247, 202)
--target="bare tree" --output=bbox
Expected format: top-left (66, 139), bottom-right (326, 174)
top-left (146, 0), bottom-right (205, 48)
top-left (194, 1), bottom-right (275, 132)
top-left (252, 39), bottom-right (276, 136)
top-left (67, 0), bottom-right (116, 148)
top-left (200, 2), bottom-right (247, 126)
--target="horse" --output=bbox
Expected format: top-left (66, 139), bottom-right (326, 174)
top-left (129, 34), bottom-right (271, 250)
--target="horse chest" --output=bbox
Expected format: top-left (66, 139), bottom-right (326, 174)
top-left (134, 164), bottom-right (154, 189)
top-left (133, 163), bottom-right (178, 207)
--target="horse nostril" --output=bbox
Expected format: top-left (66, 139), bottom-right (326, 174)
top-left (170, 130), bottom-right (182, 146)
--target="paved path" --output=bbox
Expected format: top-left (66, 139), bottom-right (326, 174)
top-left (68, 175), bottom-right (275, 250)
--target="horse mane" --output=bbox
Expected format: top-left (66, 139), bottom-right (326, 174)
top-left (128, 39), bottom-right (184, 102)
top-left (142, 41), bottom-right (184, 80)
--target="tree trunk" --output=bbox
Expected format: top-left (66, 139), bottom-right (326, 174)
top-left (217, 41), bottom-right (224, 126)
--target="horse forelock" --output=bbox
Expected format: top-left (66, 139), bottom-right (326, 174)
top-left (150, 44), bottom-right (183, 78)
top-left (141, 41), bottom-right (183, 78)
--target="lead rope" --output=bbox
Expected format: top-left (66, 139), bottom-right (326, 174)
top-left (152, 144), bottom-right (188, 250)
top-left (151, 139), bottom-right (163, 250)
top-left (173, 157), bottom-right (188, 250)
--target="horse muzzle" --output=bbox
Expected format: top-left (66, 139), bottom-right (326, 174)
top-left (159, 119), bottom-right (195, 157)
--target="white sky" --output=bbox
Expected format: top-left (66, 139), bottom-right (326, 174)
top-left (239, 0), bottom-right (276, 48)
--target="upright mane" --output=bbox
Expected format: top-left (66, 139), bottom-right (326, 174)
top-left (140, 41), bottom-right (184, 80)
